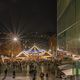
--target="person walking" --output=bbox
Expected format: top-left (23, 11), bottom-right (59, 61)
top-left (13, 70), bottom-right (15, 78)
top-left (2, 68), bottom-right (8, 80)
top-left (40, 72), bottom-right (44, 80)
top-left (29, 69), bottom-right (33, 80)
top-left (4, 68), bottom-right (7, 78)
top-left (45, 73), bottom-right (49, 80)
top-left (33, 69), bottom-right (37, 80)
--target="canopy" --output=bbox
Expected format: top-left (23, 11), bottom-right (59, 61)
top-left (62, 69), bottom-right (73, 76)
top-left (58, 64), bottom-right (73, 76)
top-left (58, 64), bottom-right (73, 70)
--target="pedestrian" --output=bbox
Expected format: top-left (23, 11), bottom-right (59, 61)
top-left (40, 72), bottom-right (44, 80)
top-left (33, 69), bottom-right (37, 80)
top-left (29, 69), bottom-right (33, 80)
top-left (2, 68), bottom-right (8, 80)
top-left (4, 68), bottom-right (7, 77)
top-left (13, 70), bottom-right (15, 78)
top-left (46, 73), bottom-right (49, 80)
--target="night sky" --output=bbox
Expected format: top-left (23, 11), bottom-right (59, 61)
top-left (0, 0), bottom-right (57, 35)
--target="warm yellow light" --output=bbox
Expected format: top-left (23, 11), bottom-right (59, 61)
top-left (13, 37), bottom-right (18, 41)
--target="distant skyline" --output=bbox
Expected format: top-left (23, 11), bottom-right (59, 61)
top-left (0, 0), bottom-right (56, 34)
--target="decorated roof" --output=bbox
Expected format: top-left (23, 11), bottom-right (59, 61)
top-left (42, 52), bottom-right (52, 57)
top-left (16, 45), bottom-right (46, 57)
top-left (16, 50), bottom-right (27, 57)
top-left (26, 45), bottom-right (46, 54)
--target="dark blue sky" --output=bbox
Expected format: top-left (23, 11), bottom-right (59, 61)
top-left (0, 0), bottom-right (56, 34)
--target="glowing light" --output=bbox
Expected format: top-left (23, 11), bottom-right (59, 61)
top-left (48, 49), bottom-right (51, 52)
top-left (13, 37), bottom-right (18, 41)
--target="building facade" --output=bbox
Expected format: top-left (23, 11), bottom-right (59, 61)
top-left (57, 0), bottom-right (80, 55)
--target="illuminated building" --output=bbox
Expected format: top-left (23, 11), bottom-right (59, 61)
top-left (57, 0), bottom-right (80, 78)
top-left (57, 0), bottom-right (80, 55)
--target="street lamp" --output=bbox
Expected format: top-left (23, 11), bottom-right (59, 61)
top-left (13, 37), bottom-right (18, 42)
top-left (11, 36), bottom-right (19, 58)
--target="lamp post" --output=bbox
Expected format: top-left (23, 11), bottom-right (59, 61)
top-left (11, 36), bottom-right (18, 60)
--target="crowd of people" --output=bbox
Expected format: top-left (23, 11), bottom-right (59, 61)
top-left (0, 61), bottom-right (52, 80)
